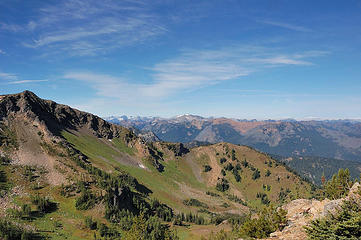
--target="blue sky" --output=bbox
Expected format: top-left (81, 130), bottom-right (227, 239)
top-left (1, 0), bottom-right (361, 119)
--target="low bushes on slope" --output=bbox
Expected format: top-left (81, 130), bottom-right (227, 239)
top-left (0, 219), bottom-right (39, 240)
top-left (324, 168), bottom-right (354, 200)
top-left (183, 198), bottom-right (208, 208)
top-left (237, 205), bottom-right (287, 239)
top-left (305, 199), bottom-right (361, 240)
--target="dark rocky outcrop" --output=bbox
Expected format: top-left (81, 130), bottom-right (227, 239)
top-left (0, 90), bottom-right (128, 139)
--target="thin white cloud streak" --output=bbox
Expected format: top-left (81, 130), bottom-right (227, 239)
top-left (0, 22), bottom-right (23, 32)
top-left (0, 72), bottom-right (47, 84)
top-left (292, 50), bottom-right (330, 58)
top-left (217, 89), bottom-right (335, 97)
top-left (259, 20), bottom-right (312, 32)
top-left (26, 16), bottom-right (164, 48)
top-left (8, 80), bottom-right (48, 84)
top-left (0, 49), bottom-right (5, 54)
top-left (19, 0), bottom-right (166, 56)
top-left (249, 56), bottom-right (311, 65)
top-left (1, 20), bottom-right (41, 33)
top-left (64, 46), bottom-right (328, 101)
top-left (0, 72), bottom-right (17, 80)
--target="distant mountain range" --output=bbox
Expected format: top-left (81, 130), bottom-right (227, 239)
top-left (105, 115), bottom-right (361, 184)
top-left (105, 115), bottom-right (361, 162)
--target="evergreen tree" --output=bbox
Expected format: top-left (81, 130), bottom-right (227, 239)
top-left (252, 169), bottom-right (261, 180)
top-left (123, 213), bottom-right (146, 240)
top-left (324, 168), bottom-right (353, 199)
top-left (238, 205), bottom-right (287, 238)
top-left (216, 178), bottom-right (229, 192)
top-left (305, 199), bottom-right (361, 239)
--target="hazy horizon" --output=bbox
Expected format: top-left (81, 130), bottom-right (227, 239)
top-left (104, 113), bottom-right (361, 122)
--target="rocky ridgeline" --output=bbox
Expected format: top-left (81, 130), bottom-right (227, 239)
top-left (263, 182), bottom-right (361, 240)
top-left (0, 90), bottom-right (129, 139)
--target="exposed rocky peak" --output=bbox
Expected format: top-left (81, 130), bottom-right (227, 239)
top-left (0, 90), bottom-right (128, 139)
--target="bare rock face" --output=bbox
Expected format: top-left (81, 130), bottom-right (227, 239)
top-left (347, 182), bottom-right (361, 200)
top-left (265, 183), bottom-right (361, 240)
top-left (322, 199), bottom-right (343, 217)
top-left (0, 91), bottom-right (133, 140)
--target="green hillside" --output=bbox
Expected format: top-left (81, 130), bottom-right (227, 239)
top-left (272, 155), bottom-right (361, 185)
top-left (0, 91), bottom-right (315, 240)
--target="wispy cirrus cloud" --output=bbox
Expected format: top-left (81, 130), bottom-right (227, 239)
top-left (258, 20), bottom-right (312, 32)
top-left (0, 72), bottom-right (17, 80)
top-left (0, 71), bottom-right (47, 84)
top-left (19, 0), bottom-right (166, 56)
top-left (64, 45), bottom-right (329, 101)
top-left (0, 22), bottom-right (23, 32)
top-left (250, 56), bottom-right (312, 65)
top-left (8, 80), bottom-right (48, 84)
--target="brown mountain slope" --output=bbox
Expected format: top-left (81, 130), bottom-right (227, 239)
top-left (0, 91), bottom-right (314, 240)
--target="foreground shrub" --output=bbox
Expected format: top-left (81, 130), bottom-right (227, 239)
top-left (238, 205), bottom-right (287, 238)
top-left (31, 194), bottom-right (57, 213)
top-left (216, 178), bottom-right (229, 192)
top-left (122, 213), bottom-right (179, 240)
top-left (75, 190), bottom-right (96, 210)
top-left (203, 165), bottom-right (212, 172)
top-left (0, 219), bottom-right (38, 240)
top-left (305, 199), bottom-right (361, 239)
top-left (183, 198), bottom-right (208, 208)
top-left (324, 168), bottom-right (353, 199)
top-left (85, 216), bottom-right (97, 230)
